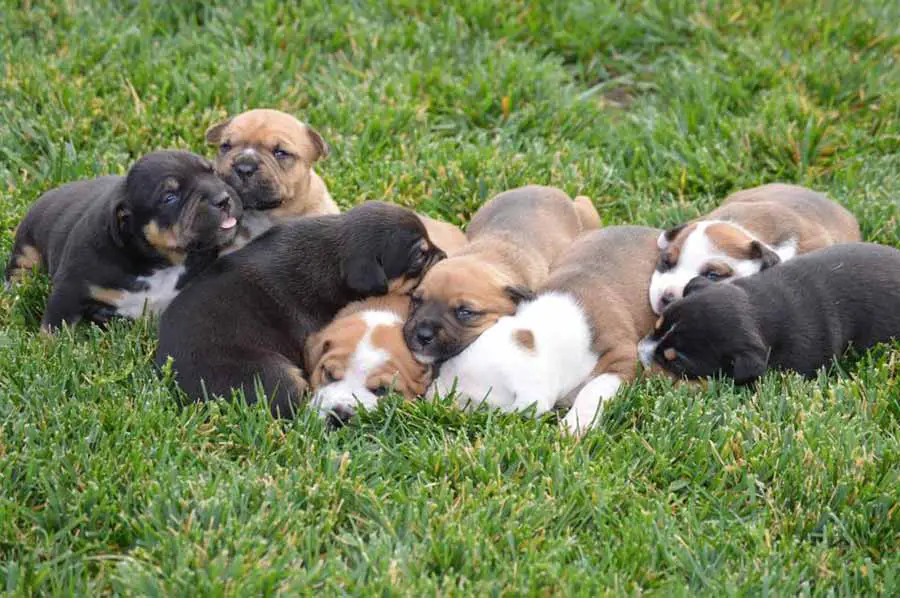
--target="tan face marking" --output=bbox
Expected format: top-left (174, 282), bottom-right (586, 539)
top-left (88, 286), bottom-right (126, 305)
top-left (142, 221), bottom-right (185, 264)
top-left (655, 315), bottom-right (665, 330)
top-left (663, 347), bottom-right (677, 361)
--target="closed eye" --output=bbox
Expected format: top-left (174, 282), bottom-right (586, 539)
top-left (454, 305), bottom-right (480, 321)
top-left (371, 385), bottom-right (390, 397)
top-left (703, 270), bottom-right (729, 282)
top-left (161, 192), bottom-right (179, 205)
top-left (219, 142), bottom-right (232, 153)
top-left (273, 147), bottom-right (292, 160)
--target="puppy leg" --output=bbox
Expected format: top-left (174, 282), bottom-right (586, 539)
top-left (562, 374), bottom-right (623, 436)
top-left (40, 283), bottom-right (85, 333)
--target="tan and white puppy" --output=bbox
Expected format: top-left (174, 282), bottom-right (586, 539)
top-left (303, 216), bottom-right (466, 424)
top-left (649, 183), bottom-right (860, 314)
top-left (205, 109), bottom-right (339, 245)
top-left (431, 226), bottom-right (664, 436)
top-left (404, 185), bottom-right (601, 364)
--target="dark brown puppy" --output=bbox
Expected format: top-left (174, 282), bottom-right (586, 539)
top-left (639, 243), bottom-right (900, 384)
top-left (155, 201), bottom-right (445, 416)
top-left (5, 151), bottom-right (241, 331)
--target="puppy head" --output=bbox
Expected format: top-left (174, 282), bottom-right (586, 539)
top-left (305, 307), bottom-right (432, 425)
top-left (403, 255), bottom-right (536, 364)
top-left (205, 109), bottom-right (328, 213)
top-left (637, 283), bottom-right (767, 384)
top-left (648, 220), bottom-right (781, 314)
top-left (338, 201), bottom-right (446, 297)
top-left (114, 151), bottom-right (242, 264)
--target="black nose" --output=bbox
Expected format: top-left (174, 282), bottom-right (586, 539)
top-left (233, 161), bottom-right (257, 180)
top-left (211, 192), bottom-right (231, 211)
top-left (660, 291), bottom-right (675, 309)
top-left (415, 323), bottom-right (437, 346)
top-left (327, 405), bottom-right (354, 428)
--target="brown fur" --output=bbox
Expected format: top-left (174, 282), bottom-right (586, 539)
top-left (8, 245), bottom-right (41, 282)
top-left (142, 221), bottom-right (185, 264)
top-left (418, 214), bottom-right (468, 255)
top-left (406, 185), bottom-right (601, 362)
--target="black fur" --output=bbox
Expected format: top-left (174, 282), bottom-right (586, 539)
top-left (643, 243), bottom-right (900, 384)
top-left (5, 151), bottom-right (241, 330)
top-left (154, 201), bottom-right (445, 417)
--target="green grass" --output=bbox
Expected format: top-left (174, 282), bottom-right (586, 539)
top-left (2, 0), bottom-right (899, 594)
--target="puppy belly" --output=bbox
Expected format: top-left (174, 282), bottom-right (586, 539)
top-left (90, 265), bottom-right (186, 319)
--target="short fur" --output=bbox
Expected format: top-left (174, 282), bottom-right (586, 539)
top-left (404, 185), bottom-right (601, 364)
top-left (639, 243), bottom-right (900, 384)
top-left (5, 151), bottom-right (241, 331)
top-left (305, 294), bottom-right (432, 425)
top-left (649, 183), bottom-right (860, 314)
top-left (155, 201), bottom-right (445, 417)
top-left (431, 226), bottom-right (664, 436)
top-left (206, 108), bottom-right (338, 246)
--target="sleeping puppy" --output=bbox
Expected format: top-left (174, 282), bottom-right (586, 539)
top-left (302, 216), bottom-right (466, 424)
top-left (404, 185), bottom-right (601, 365)
top-left (639, 243), bottom-right (900, 384)
top-left (649, 183), bottom-right (860, 314)
top-left (5, 151), bottom-right (241, 331)
top-left (155, 201), bottom-right (445, 417)
top-left (205, 108), bottom-right (338, 246)
top-left (431, 226), bottom-right (664, 436)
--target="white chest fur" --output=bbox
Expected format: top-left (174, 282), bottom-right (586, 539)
top-left (113, 265), bottom-right (186, 318)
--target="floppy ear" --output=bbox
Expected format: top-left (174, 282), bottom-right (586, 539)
top-left (205, 119), bottom-right (231, 144)
top-left (107, 200), bottom-right (131, 248)
top-left (306, 125), bottom-right (329, 161)
top-left (341, 255), bottom-right (388, 296)
top-left (730, 350), bottom-right (767, 385)
top-left (683, 276), bottom-right (713, 298)
top-left (505, 285), bottom-right (536, 305)
top-left (658, 224), bottom-right (686, 249)
top-left (749, 240), bottom-right (781, 270)
top-left (304, 331), bottom-right (330, 376)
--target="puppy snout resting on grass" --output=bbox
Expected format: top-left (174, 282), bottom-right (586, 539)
top-left (640, 243), bottom-right (900, 384)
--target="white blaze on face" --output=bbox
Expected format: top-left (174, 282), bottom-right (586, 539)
top-left (313, 310), bottom-right (401, 419)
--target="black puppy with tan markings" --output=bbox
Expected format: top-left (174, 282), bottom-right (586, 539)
top-left (155, 201), bottom-right (446, 417)
top-left (5, 151), bottom-right (241, 331)
top-left (205, 109), bottom-right (339, 246)
top-left (404, 185), bottom-right (601, 365)
top-left (639, 243), bottom-right (900, 384)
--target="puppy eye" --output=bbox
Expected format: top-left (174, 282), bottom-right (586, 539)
top-left (660, 253), bottom-right (675, 270)
top-left (322, 368), bottom-right (337, 384)
top-left (703, 270), bottom-right (727, 282)
top-left (219, 142), bottom-right (232, 153)
top-left (161, 192), bottom-right (179, 205)
top-left (455, 305), bottom-right (476, 321)
top-left (273, 148), bottom-right (292, 160)
top-left (409, 293), bottom-right (423, 308)
top-left (371, 385), bottom-right (390, 397)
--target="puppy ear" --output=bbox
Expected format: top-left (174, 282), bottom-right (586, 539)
top-left (504, 285), bottom-right (536, 305)
top-left (658, 224), bottom-right (686, 249)
top-left (683, 276), bottom-right (713, 298)
top-left (306, 125), bottom-right (329, 161)
top-left (205, 119), bottom-right (231, 144)
top-left (341, 255), bottom-right (388, 296)
top-left (107, 200), bottom-right (131, 248)
top-left (304, 332), bottom-right (330, 378)
top-left (749, 240), bottom-right (781, 270)
top-left (730, 350), bottom-right (767, 385)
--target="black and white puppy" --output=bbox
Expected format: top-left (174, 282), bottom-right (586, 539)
top-left (639, 243), bottom-right (900, 384)
top-left (5, 151), bottom-right (241, 331)
top-left (155, 201), bottom-right (446, 417)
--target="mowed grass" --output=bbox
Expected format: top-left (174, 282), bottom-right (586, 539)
top-left (1, 0), bottom-right (899, 594)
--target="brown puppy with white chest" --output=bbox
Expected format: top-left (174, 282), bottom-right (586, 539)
top-left (205, 109), bottom-right (339, 246)
top-left (304, 216), bottom-right (468, 425)
top-left (649, 183), bottom-right (860, 314)
top-left (404, 185), bottom-right (601, 364)
top-left (431, 226), bottom-right (664, 436)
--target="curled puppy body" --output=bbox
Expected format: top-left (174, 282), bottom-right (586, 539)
top-left (639, 242), bottom-right (900, 384)
top-left (206, 108), bottom-right (338, 247)
top-left (155, 201), bottom-right (445, 417)
top-left (5, 151), bottom-right (241, 331)
top-left (432, 226), bottom-right (664, 436)
top-left (649, 183), bottom-right (860, 314)
top-left (404, 185), bottom-right (601, 364)
top-left (305, 294), bottom-right (431, 425)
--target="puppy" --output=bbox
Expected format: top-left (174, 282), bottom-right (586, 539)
top-left (404, 185), bottom-right (601, 364)
top-left (417, 214), bottom-right (468, 255)
top-left (205, 109), bottom-right (338, 245)
top-left (639, 243), bottom-right (900, 384)
top-left (649, 183), bottom-right (860, 314)
top-left (155, 201), bottom-right (445, 417)
top-left (5, 151), bottom-right (241, 331)
top-left (431, 226), bottom-right (663, 436)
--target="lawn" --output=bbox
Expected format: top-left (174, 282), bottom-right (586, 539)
top-left (1, 0), bottom-right (899, 594)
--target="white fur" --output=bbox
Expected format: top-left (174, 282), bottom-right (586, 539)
top-left (637, 337), bottom-right (659, 368)
top-left (430, 292), bottom-right (603, 426)
top-left (562, 374), bottom-right (623, 436)
top-left (111, 265), bottom-right (186, 318)
top-left (312, 310), bottom-right (401, 419)
top-left (648, 220), bottom-right (797, 314)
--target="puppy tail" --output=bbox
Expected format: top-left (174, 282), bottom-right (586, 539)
top-left (573, 195), bottom-right (602, 230)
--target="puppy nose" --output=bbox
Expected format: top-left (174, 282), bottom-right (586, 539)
top-left (415, 323), bottom-right (437, 346)
top-left (233, 161), bottom-right (258, 179)
top-left (327, 405), bottom-right (354, 428)
top-left (659, 291), bottom-right (676, 309)
top-left (211, 192), bottom-right (231, 210)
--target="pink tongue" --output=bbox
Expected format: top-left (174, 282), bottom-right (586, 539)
top-left (220, 216), bottom-right (238, 230)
